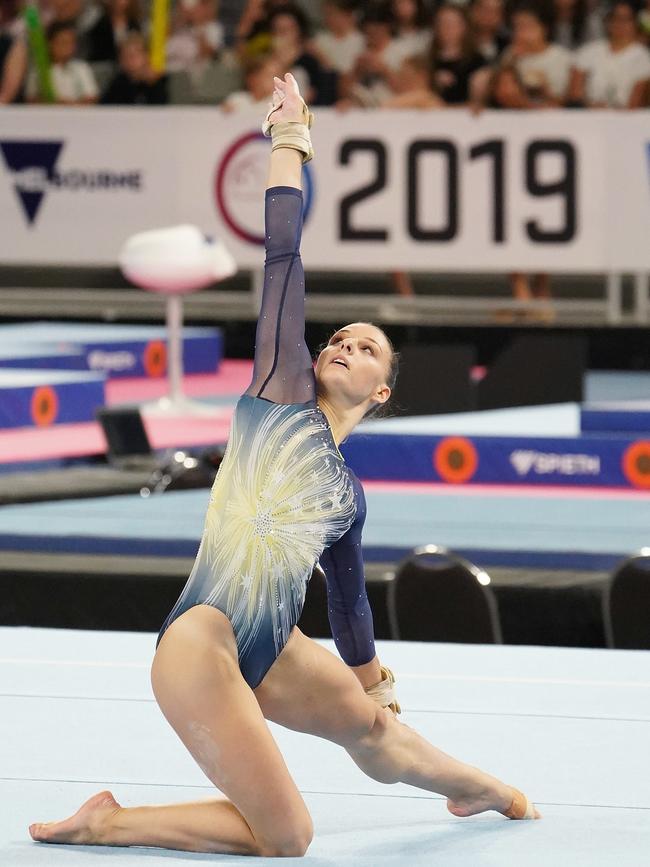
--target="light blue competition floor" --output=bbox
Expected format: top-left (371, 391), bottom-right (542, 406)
top-left (2, 628), bottom-right (649, 865)
top-left (0, 485), bottom-right (649, 570)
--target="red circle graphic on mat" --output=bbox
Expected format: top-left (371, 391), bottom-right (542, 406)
top-left (434, 437), bottom-right (478, 484)
top-left (622, 441), bottom-right (650, 489)
top-left (143, 340), bottom-right (167, 377)
top-left (31, 385), bottom-right (59, 427)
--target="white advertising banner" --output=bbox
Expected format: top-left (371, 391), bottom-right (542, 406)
top-left (0, 107), bottom-right (648, 272)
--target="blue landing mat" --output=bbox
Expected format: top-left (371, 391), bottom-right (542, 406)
top-left (2, 629), bottom-right (649, 866)
top-left (0, 487), bottom-right (647, 570)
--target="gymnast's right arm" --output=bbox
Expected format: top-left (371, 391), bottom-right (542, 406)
top-left (244, 85), bottom-right (314, 405)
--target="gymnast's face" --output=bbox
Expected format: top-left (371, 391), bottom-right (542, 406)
top-left (315, 322), bottom-right (392, 414)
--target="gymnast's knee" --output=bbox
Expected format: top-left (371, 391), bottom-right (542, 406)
top-left (256, 813), bottom-right (314, 858)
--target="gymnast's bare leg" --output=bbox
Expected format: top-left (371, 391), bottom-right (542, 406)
top-left (255, 627), bottom-right (539, 820)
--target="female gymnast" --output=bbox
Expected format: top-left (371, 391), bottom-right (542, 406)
top-left (29, 72), bottom-right (539, 858)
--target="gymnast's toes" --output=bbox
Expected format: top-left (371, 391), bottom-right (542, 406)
top-left (29, 790), bottom-right (121, 844)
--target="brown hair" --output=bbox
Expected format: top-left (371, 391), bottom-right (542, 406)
top-left (429, 3), bottom-right (476, 64)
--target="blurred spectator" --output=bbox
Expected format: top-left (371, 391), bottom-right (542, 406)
top-left (469, 0), bottom-right (510, 62)
top-left (381, 53), bottom-right (443, 106)
top-left (345, 3), bottom-right (413, 106)
top-left (85, 0), bottom-right (141, 63)
top-left (221, 50), bottom-right (280, 110)
top-left (166, 0), bottom-right (224, 74)
top-left (428, 4), bottom-right (490, 105)
top-left (311, 0), bottom-right (364, 74)
top-left (488, 64), bottom-right (554, 317)
top-left (640, 0), bottom-right (650, 43)
top-left (551, 0), bottom-right (603, 50)
top-left (569, 0), bottom-right (650, 107)
top-left (26, 19), bottom-right (99, 103)
top-left (0, 1), bottom-right (27, 104)
top-left (502, 2), bottom-right (571, 104)
top-left (101, 31), bottom-right (168, 103)
top-left (267, 3), bottom-right (336, 104)
top-left (489, 60), bottom-right (532, 106)
top-left (42, 0), bottom-right (103, 57)
top-left (391, 0), bottom-right (431, 57)
top-left (235, 0), bottom-right (292, 52)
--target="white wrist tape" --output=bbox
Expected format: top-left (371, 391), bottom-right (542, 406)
top-left (262, 97), bottom-right (314, 164)
top-left (364, 666), bottom-right (401, 714)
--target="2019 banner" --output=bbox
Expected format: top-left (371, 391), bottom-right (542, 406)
top-left (0, 107), bottom-right (648, 272)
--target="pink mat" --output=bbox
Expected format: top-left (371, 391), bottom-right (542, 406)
top-left (0, 360), bottom-right (253, 465)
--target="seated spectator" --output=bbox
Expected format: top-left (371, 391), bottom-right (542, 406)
top-left (469, 0), bottom-right (510, 62)
top-left (489, 62), bottom-right (533, 107)
top-left (345, 3), bottom-right (413, 106)
top-left (311, 0), bottom-right (364, 74)
top-left (640, 0), bottom-right (650, 44)
top-left (502, 2), bottom-right (571, 104)
top-left (166, 0), bottom-right (224, 75)
top-left (221, 51), bottom-right (280, 111)
top-left (551, 0), bottom-right (603, 50)
top-left (42, 0), bottom-right (103, 58)
top-left (391, 0), bottom-right (432, 57)
top-left (25, 20), bottom-right (99, 104)
top-left (235, 0), bottom-right (295, 56)
top-left (569, 0), bottom-right (650, 107)
top-left (101, 32), bottom-right (168, 104)
top-left (381, 53), bottom-right (444, 106)
top-left (0, 2), bottom-right (27, 104)
top-left (85, 0), bottom-right (141, 64)
top-left (267, 3), bottom-right (336, 104)
top-left (428, 3), bottom-right (490, 105)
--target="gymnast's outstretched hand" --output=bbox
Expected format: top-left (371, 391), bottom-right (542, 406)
top-left (267, 72), bottom-right (306, 125)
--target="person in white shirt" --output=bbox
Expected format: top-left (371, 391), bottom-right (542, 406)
top-left (311, 0), bottom-right (364, 75)
top-left (391, 0), bottom-right (432, 58)
top-left (345, 4), bottom-right (415, 106)
top-left (551, 0), bottom-right (604, 51)
top-left (502, 2), bottom-right (571, 103)
top-left (166, 0), bottom-right (224, 74)
top-left (26, 20), bottom-right (98, 104)
top-left (569, 0), bottom-right (650, 107)
top-left (221, 51), bottom-right (281, 112)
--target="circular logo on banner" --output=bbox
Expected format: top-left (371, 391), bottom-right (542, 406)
top-left (31, 385), bottom-right (59, 427)
top-left (434, 437), bottom-right (478, 484)
top-left (143, 340), bottom-right (167, 377)
top-left (215, 131), bottom-right (314, 245)
top-left (622, 441), bottom-right (650, 488)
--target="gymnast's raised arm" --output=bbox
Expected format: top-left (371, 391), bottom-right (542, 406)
top-left (244, 76), bottom-right (315, 406)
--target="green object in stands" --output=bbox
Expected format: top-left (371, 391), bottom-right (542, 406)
top-left (24, 4), bottom-right (54, 103)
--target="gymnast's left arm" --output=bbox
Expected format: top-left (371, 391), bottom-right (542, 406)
top-left (319, 486), bottom-right (401, 713)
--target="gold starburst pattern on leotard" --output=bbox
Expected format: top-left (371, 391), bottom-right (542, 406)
top-left (192, 400), bottom-right (356, 658)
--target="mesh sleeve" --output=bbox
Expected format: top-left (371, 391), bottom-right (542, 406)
top-left (319, 478), bottom-right (377, 667)
top-left (245, 185), bottom-right (316, 405)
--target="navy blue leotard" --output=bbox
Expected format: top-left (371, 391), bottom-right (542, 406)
top-left (156, 186), bottom-right (376, 687)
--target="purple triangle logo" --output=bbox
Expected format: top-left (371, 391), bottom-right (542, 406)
top-left (0, 140), bottom-right (64, 225)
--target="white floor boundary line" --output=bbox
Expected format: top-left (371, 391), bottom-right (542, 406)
top-left (2, 658), bottom-right (649, 690)
top-left (1, 776), bottom-right (648, 811)
top-left (2, 692), bottom-right (650, 724)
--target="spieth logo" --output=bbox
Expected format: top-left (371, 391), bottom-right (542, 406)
top-left (0, 139), bottom-right (142, 227)
top-left (87, 350), bottom-right (136, 373)
top-left (510, 450), bottom-right (601, 477)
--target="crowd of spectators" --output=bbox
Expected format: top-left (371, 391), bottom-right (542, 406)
top-left (1, 0), bottom-right (649, 108)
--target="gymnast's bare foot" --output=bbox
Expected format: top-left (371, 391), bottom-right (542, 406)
top-left (29, 790), bottom-right (122, 844)
top-left (447, 781), bottom-right (541, 820)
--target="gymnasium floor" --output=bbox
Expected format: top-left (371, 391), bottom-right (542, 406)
top-left (2, 628), bottom-right (648, 865)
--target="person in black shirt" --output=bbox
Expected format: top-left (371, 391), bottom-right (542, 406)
top-left (428, 3), bottom-right (489, 105)
top-left (85, 0), bottom-right (141, 64)
top-left (101, 33), bottom-right (168, 104)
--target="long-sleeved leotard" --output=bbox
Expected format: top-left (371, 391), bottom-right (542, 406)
top-left (156, 186), bottom-right (376, 687)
